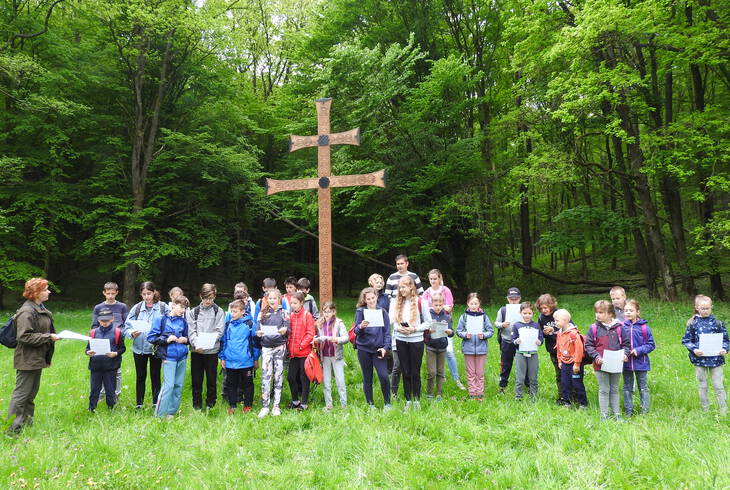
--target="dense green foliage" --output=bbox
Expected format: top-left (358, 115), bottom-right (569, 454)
top-left (1, 0), bottom-right (728, 305)
top-left (0, 296), bottom-right (728, 487)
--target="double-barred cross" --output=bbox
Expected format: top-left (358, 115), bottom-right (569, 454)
top-left (265, 98), bottom-right (386, 303)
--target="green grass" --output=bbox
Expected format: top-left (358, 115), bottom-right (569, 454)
top-left (0, 295), bottom-right (728, 488)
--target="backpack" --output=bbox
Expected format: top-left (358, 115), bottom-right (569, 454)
top-left (576, 332), bottom-right (592, 366)
top-left (151, 316), bottom-right (169, 359)
top-left (193, 304), bottom-right (220, 322)
top-left (90, 327), bottom-right (122, 347)
top-left (0, 309), bottom-right (40, 349)
top-left (132, 302), bottom-right (168, 321)
top-left (304, 348), bottom-right (323, 384)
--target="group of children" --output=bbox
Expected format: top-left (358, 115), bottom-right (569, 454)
top-left (81, 257), bottom-right (729, 420)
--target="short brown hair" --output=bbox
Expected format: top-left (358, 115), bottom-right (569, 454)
top-left (466, 292), bottom-right (481, 305)
top-left (593, 300), bottom-right (615, 317)
top-left (229, 299), bottom-right (246, 311)
top-left (103, 282), bottom-right (119, 291)
top-left (625, 299), bottom-right (640, 314)
top-left (173, 296), bottom-right (190, 308)
top-left (23, 278), bottom-right (48, 301)
top-left (520, 301), bottom-right (533, 312)
top-left (357, 287), bottom-right (377, 308)
top-left (297, 277), bottom-right (311, 290)
top-left (535, 294), bottom-right (557, 310)
top-left (291, 291), bottom-right (305, 303)
top-left (199, 283), bottom-right (217, 299)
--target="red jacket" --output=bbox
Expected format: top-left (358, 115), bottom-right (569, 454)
top-left (288, 308), bottom-right (315, 358)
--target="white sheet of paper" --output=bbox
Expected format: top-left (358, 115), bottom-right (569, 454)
top-left (196, 332), bottom-right (217, 350)
top-left (128, 320), bottom-right (151, 333)
top-left (57, 330), bottom-right (90, 341)
top-left (466, 315), bottom-right (483, 335)
top-left (89, 338), bottom-right (111, 356)
top-left (699, 333), bottom-right (724, 357)
top-left (504, 304), bottom-right (522, 326)
top-left (601, 349), bottom-right (624, 373)
top-left (261, 325), bottom-right (279, 336)
top-left (363, 308), bottom-right (384, 327)
top-left (518, 327), bottom-right (539, 352)
top-left (430, 321), bottom-right (448, 339)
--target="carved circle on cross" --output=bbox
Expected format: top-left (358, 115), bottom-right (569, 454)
top-left (318, 134), bottom-right (330, 146)
top-left (319, 177), bottom-right (330, 189)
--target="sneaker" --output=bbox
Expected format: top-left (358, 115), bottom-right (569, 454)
top-left (404, 401), bottom-right (412, 412)
top-left (258, 407), bottom-right (270, 418)
top-left (435, 395), bottom-right (442, 402)
top-left (412, 401), bottom-right (421, 410)
top-left (242, 406), bottom-right (252, 413)
top-left (426, 394), bottom-right (434, 399)
top-left (383, 404), bottom-right (392, 413)
top-left (135, 404), bottom-right (144, 410)
top-left (323, 405), bottom-right (333, 412)
top-left (475, 396), bottom-right (483, 402)
top-left (227, 407), bottom-right (235, 415)
top-left (287, 401), bottom-right (300, 410)
top-left (498, 387), bottom-right (505, 394)
top-left (455, 380), bottom-right (466, 390)
top-left (271, 406), bottom-right (281, 416)
top-left (88, 408), bottom-right (96, 413)
top-left (299, 404), bottom-right (308, 411)
top-left (368, 404), bottom-right (378, 411)
top-left (166, 414), bottom-right (174, 420)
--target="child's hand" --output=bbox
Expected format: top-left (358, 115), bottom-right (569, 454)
top-left (720, 349), bottom-right (727, 357)
top-left (595, 357), bottom-right (603, 365)
top-left (256, 331), bottom-right (264, 337)
top-left (195, 347), bottom-right (204, 353)
top-left (50, 334), bottom-right (59, 342)
top-left (106, 352), bottom-right (118, 358)
top-left (409, 326), bottom-right (416, 335)
top-left (466, 333), bottom-right (472, 339)
top-left (429, 328), bottom-right (435, 334)
top-left (631, 349), bottom-right (638, 357)
top-left (478, 333), bottom-right (484, 339)
top-left (515, 338), bottom-right (521, 345)
top-left (445, 329), bottom-right (453, 335)
top-left (253, 360), bottom-right (258, 369)
top-left (693, 349), bottom-right (703, 357)
top-left (278, 327), bottom-right (287, 336)
top-left (360, 321), bottom-right (369, 328)
top-left (221, 360), bottom-right (226, 369)
top-left (167, 335), bottom-right (178, 343)
top-left (573, 365), bottom-right (580, 374)
top-left (544, 326), bottom-right (554, 335)
top-left (132, 331), bottom-right (141, 338)
top-left (177, 336), bottom-right (188, 344)
top-left (377, 348), bottom-right (386, 359)
top-left (86, 350), bottom-right (95, 357)
top-left (535, 340), bottom-right (541, 346)
top-left (503, 322), bottom-right (510, 328)
top-left (623, 354), bottom-right (628, 362)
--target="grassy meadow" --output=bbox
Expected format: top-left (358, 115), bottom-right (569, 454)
top-left (0, 294), bottom-right (728, 488)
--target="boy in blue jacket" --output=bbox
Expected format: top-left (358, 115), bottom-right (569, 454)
top-left (219, 300), bottom-right (260, 414)
top-left (86, 307), bottom-right (126, 412)
top-left (147, 296), bottom-right (190, 419)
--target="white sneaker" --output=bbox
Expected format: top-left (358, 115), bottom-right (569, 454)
top-left (258, 407), bottom-right (270, 418)
top-left (455, 380), bottom-right (466, 390)
top-left (383, 404), bottom-right (392, 413)
top-left (404, 400), bottom-right (412, 412)
top-left (413, 401), bottom-right (421, 410)
top-left (271, 406), bottom-right (281, 416)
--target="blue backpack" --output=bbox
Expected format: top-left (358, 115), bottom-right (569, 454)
top-left (0, 315), bottom-right (18, 348)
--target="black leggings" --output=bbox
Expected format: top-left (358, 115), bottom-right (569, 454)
top-left (287, 357), bottom-right (310, 404)
top-left (133, 353), bottom-right (162, 406)
top-left (396, 340), bottom-right (424, 400)
top-left (357, 349), bottom-right (391, 405)
top-left (224, 367), bottom-right (254, 408)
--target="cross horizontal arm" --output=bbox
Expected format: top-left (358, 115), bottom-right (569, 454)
top-left (265, 177), bottom-right (320, 196)
top-left (328, 169), bottom-right (386, 189)
top-left (289, 128), bottom-right (361, 152)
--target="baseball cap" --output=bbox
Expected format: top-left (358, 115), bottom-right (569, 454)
top-left (97, 308), bottom-right (114, 321)
top-left (506, 287), bottom-right (521, 298)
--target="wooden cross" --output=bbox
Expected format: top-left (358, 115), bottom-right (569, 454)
top-left (265, 98), bottom-right (386, 303)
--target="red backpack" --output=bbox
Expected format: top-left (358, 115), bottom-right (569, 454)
top-left (90, 327), bottom-right (122, 345)
top-left (304, 348), bottom-right (323, 384)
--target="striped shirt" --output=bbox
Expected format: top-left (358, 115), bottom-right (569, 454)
top-left (385, 271), bottom-right (424, 298)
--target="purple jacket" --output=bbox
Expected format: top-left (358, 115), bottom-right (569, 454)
top-left (623, 318), bottom-right (655, 371)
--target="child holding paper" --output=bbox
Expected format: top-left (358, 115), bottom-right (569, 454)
top-left (511, 302), bottom-right (542, 401)
top-left (681, 295), bottom-right (728, 415)
top-left (147, 296), bottom-right (190, 419)
top-left (91, 282), bottom-right (128, 405)
top-left (585, 300), bottom-right (629, 420)
top-left (456, 293), bottom-right (494, 400)
top-left (219, 299), bottom-right (258, 414)
top-left (256, 289), bottom-right (289, 418)
top-left (86, 307), bottom-right (126, 412)
top-left (354, 287), bottom-right (392, 410)
top-left (425, 292), bottom-right (453, 400)
top-left (555, 309), bottom-right (587, 407)
top-left (622, 299), bottom-right (656, 416)
top-left (187, 283), bottom-right (226, 410)
top-left (494, 287), bottom-right (525, 394)
top-left (315, 301), bottom-right (349, 410)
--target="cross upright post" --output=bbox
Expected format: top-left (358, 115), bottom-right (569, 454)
top-left (265, 98), bottom-right (386, 303)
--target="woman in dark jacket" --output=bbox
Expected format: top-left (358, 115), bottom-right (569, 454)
top-left (6, 277), bottom-right (58, 434)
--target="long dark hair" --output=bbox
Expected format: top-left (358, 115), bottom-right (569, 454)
top-left (140, 281), bottom-right (161, 303)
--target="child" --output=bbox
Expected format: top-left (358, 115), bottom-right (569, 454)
top-left (168, 287), bottom-right (184, 305)
top-left (253, 278), bottom-right (289, 323)
top-left (422, 269), bottom-right (465, 391)
top-left (230, 282), bottom-right (256, 315)
top-left (354, 287), bottom-right (392, 410)
top-left (187, 283), bottom-right (226, 410)
top-left (681, 295), bottom-right (728, 415)
top-left (368, 273), bottom-right (391, 311)
top-left (456, 293), bottom-right (494, 400)
top-left (85, 307), bottom-right (125, 412)
top-left (368, 273), bottom-right (399, 397)
top-left (622, 299), bottom-right (656, 416)
top-left (297, 277), bottom-right (320, 320)
top-left (385, 254), bottom-right (424, 298)
top-left (287, 291), bottom-right (316, 410)
top-left (122, 281), bottom-right (168, 409)
top-left (494, 287), bottom-right (525, 394)
top-left (424, 292), bottom-right (453, 400)
top-left (511, 302), bottom-right (543, 400)
top-left (256, 289), bottom-right (289, 418)
top-left (555, 309), bottom-right (587, 407)
top-left (536, 294), bottom-right (562, 398)
top-left (315, 301), bottom-right (349, 410)
top-left (389, 275), bottom-right (431, 409)
top-left (283, 276), bottom-right (298, 307)
top-left (610, 286), bottom-right (627, 322)
top-left (147, 296), bottom-right (190, 419)
top-left (585, 300), bottom-right (630, 420)
top-left (91, 282), bottom-right (128, 402)
top-left (219, 299), bottom-right (259, 414)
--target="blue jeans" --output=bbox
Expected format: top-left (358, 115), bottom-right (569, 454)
top-left (156, 359), bottom-right (186, 417)
top-left (622, 370), bottom-right (649, 415)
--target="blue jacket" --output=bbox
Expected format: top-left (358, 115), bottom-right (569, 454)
top-left (219, 314), bottom-right (260, 369)
top-left (376, 292), bottom-right (390, 312)
top-left (122, 301), bottom-right (169, 355)
top-left (354, 307), bottom-right (391, 354)
top-left (682, 315), bottom-right (728, 368)
top-left (425, 309), bottom-right (453, 352)
top-left (147, 314), bottom-right (189, 361)
top-left (456, 310), bottom-right (494, 355)
top-left (623, 318), bottom-right (656, 371)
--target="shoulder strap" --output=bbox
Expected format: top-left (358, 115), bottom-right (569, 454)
top-left (642, 324), bottom-right (647, 343)
top-left (90, 328), bottom-right (96, 338)
top-left (213, 304), bottom-right (220, 316)
top-left (133, 302), bottom-right (143, 319)
top-left (114, 328), bottom-right (121, 344)
top-left (591, 324), bottom-right (596, 338)
top-left (193, 305), bottom-right (201, 321)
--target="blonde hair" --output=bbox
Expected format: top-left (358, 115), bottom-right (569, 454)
top-left (260, 288), bottom-right (282, 320)
top-left (625, 299), bottom-right (640, 315)
top-left (357, 287), bottom-right (378, 308)
top-left (368, 273), bottom-right (384, 287)
top-left (394, 276), bottom-right (418, 325)
top-left (553, 309), bottom-right (571, 321)
top-left (428, 269), bottom-right (443, 286)
top-left (610, 286), bottom-right (626, 296)
top-left (317, 301), bottom-right (336, 329)
top-left (593, 300), bottom-right (615, 318)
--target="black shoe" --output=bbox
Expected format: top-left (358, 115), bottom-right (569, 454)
top-left (193, 405), bottom-right (203, 410)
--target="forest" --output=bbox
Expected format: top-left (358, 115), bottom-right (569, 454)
top-left (1, 0), bottom-right (728, 306)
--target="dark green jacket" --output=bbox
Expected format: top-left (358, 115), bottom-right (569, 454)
top-left (14, 301), bottom-right (55, 370)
